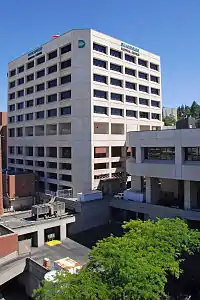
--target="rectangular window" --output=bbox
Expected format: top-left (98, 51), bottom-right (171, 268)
top-left (48, 50), bottom-right (57, 60)
top-left (61, 44), bottom-right (71, 54)
top-left (17, 102), bottom-right (24, 110)
top-left (9, 92), bottom-right (15, 100)
top-left (110, 49), bottom-right (122, 59)
top-left (111, 108), bottom-right (123, 116)
top-left (27, 61), bottom-right (34, 69)
top-left (93, 105), bottom-right (107, 114)
top-left (110, 63), bottom-right (122, 73)
top-left (152, 113), bottom-right (160, 120)
top-left (139, 98), bottom-right (149, 106)
top-left (9, 116), bottom-right (15, 124)
top-left (35, 161), bottom-right (45, 167)
top-left (144, 147), bottom-right (175, 160)
top-left (139, 72), bottom-right (148, 80)
top-left (185, 148), bottom-right (200, 161)
top-left (25, 127), bottom-right (33, 137)
top-left (26, 99), bottom-right (34, 107)
top-left (17, 127), bottom-right (23, 137)
top-left (37, 69), bottom-right (45, 78)
top-left (16, 159), bottom-right (23, 165)
top-left (36, 97), bottom-right (45, 105)
top-left (47, 108), bottom-right (57, 118)
top-left (94, 163), bottom-right (108, 170)
top-left (139, 85), bottom-right (149, 93)
top-left (126, 95), bottom-right (136, 104)
top-left (8, 158), bottom-right (15, 164)
top-left (27, 73), bottom-right (34, 82)
top-left (126, 81), bottom-right (136, 90)
top-left (26, 113), bottom-right (33, 121)
top-left (10, 69), bottom-right (16, 77)
top-left (94, 90), bottom-right (107, 99)
top-left (151, 100), bottom-right (160, 107)
top-left (9, 104), bottom-right (15, 111)
top-left (93, 74), bottom-right (107, 84)
top-left (47, 94), bottom-right (57, 103)
top-left (37, 55), bottom-right (45, 65)
top-left (93, 43), bottom-right (106, 54)
top-left (36, 83), bottom-right (45, 92)
top-left (93, 58), bottom-right (107, 69)
top-left (26, 86), bottom-right (34, 95)
top-left (36, 111), bottom-right (45, 119)
top-left (18, 65), bottom-right (24, 73)
top-left (60, 90), bottom-right (71, 100)
top-left (139, 111), bottom-right (149, 119)
top-left (150, 63), bottom-right (159, 71)
top-left (17, 146), bottom-right (23, 155)
top-left (26, 160), bottom-right (33, 166)
top-left (48, 64), bottom-right (57, 74)
top-left (60, 75), bottom-right (71, 85)
top-left (125, 67), bottom-right (136, 76)
top-left (18, 77), bottom-right (24, 85)
top-left (110, 78), bottom-right (122, 87)
top-left (9, 81), bottom-right (15, 88)
top-left (60, 106), bottom-right (71, 116)
top-left (126, 110), bottom-right (137, 117)
top-left (150, 75), bottom-right (159, 83)
top-left (17, 90), bottom-right (24, 97)
top-left (60, 174), bottom-right (72, 182)
top-left (9, 146), bottom-right (15, 154)
top-left (125, 54), bottom-right (135, 63)
top-left (61, 59), bottom-right (71, 69)
top-left (138, 59), bottom-right (148, 67)
top-left (9, 128), bottom-right (15, 137)
top-left (151, 88), bottom-right (160, 95)
top-left (60, 147), bottom-right (71, 159)
top-left (17, 115), bottom-right (23, 122)
top-left (60, 163), bottom-right (71, 170)
top-left (111, 93), bottom-right (123, 101)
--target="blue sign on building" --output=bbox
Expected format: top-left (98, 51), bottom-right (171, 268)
top-left (121, 42), bottom-right (139, 55)
top-left (78, 40), bottom-right (86, 48)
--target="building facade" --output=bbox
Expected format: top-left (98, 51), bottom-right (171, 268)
top-left (162, 107), bottom-right (177, 121)
top-left (7, 29), bottom-right (162, 195)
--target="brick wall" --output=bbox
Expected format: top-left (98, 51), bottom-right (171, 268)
top-left (0, 233), bottom-right (18, 257)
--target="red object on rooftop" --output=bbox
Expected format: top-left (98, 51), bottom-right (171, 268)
top-left (51, 35), bottom-right (60, 39)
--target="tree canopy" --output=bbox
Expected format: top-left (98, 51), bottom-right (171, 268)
top-left (35, 218), bottom-right (200, 300)
top-left (163, 114), bottom-right (176, 126)
top-left (177, 101), bottom-right (200, 120)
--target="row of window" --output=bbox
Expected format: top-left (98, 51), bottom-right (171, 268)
top-left (9, 90), bottom-right (71, 112)
top-left (9, 44), bottom-right (71, 77)
top-left (9, 59), bottom-right (71, 89)
top-left (8, 146), bottom-right (72, 158)
top-left (93, 105), bottom-right (160, 119)
top-left (93, 74), bottom-right (160, 95)
top-left (93, 58), bottom-right (159, 82)
top-left (8, 158), bottom-right (72, 170)
top-left (93, 43), bottom-right (159, 71)
top-left (9, 75), bottom-right (71, 100)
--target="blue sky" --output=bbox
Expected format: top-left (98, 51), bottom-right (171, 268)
top-left (1, 0), bottom-right (200, 111)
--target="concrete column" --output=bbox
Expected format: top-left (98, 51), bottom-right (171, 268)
top-left (131, 176), bottom-right (141, 192)
top-left (136, 147), bottom-right (142, 163)
top-left (145, 177), bottom-right (151, 203)
top-left (184, 180), bottom-right (191, 210)
top-left (190, 181), bottom-right (197, 209)
top-left (151, 178), bottom-right (160, 204)
top-left (60, 223), bottom-right (66, 241)
top-left (37, 229), bottom-right (44, 247)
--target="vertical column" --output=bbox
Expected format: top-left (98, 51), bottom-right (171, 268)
top-left (151, 178), bottom-right (160, 204)
top-left (60, 222), bottom-right (66, 241)
top-left (131, 175), bottom-right (141, 192)
top-left (145, 177), bottom-right (151, 203)
top-left (37, 229), bottom-right (44, 247)
top-left (184, 180), bottom-right (191, 210)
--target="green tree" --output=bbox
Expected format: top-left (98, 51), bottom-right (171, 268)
top-left (163, 114), bottom-right (176, 126)
top-left (35, 218), bottom-right (200, 300)
top-left (190, 101), bottom-right (200, 119)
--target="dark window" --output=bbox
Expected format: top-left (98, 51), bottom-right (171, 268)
top-left (93, 58), bottom-right (106, 69)
top-left (60, 174), bottom-right (72, 182)
top-left (60, 90), bottom-right (71, 100)
top-left (60, 106), bottom-right (71, 115)
top-left (17, 147), bottom-right (23, 155)
top-left (9, 146), bottom-right (15, 154)
top-left (36, 147), bottom-right (44, 157)
top-left (36, 161), bottom-right (45, 167)
top-left (139, 98), bottom-right (149, 106)
top-left (36, 83), bottom-right (45, 92)
top-left (9, 81), bottom-right (15, 88)
top-left (17, 102), bottom-right (24, 110)
top-left (139, 111), bottom-right (149, 119)
top-left (26, 86), bottom-right (34, 95)
top-left (9, 116), bottom-right (15, 123)
top-left (94, 90), bottom-right (107, 99)
top-left (9, 104), bottom-right (15, 111)
top-left (126, 95), bottom-right (136, 103)
top-left (9, 128), bottom-right (15, 137)
top-left (8, 158), bottom-right (15, 164)
top-left (37, 55), bottom-right (45, 65)
top-left (17, 127), bottom-right (23, 137)
top-left (36, 111), bottom-right (44, 119)
top-left (151, 88), bottom-right (160, 95)
top-left (110, 63), bottom-right (122, 73)
top-left (152, 113), bottom-right (160, 120)
top-left (110, 49), bottom-right (121, 58)
top-left (112, 161), bottom-right (122, 168)
top-left (26, 99), bottom-right (34, 107)
top-left (27, 61), bottom-right (34, 69)
top-left (47, 94), bottom-right (57, 103)
top-left (93, 74), bottom-right (107, 84)
top-left (139, 85), bottom-right (149, 93)
top-left (110, 78), bottom-right (122, 87)
top-left (61, 60), bottom-right (71, 69)
top-left (94, 163), bottom-right (108, 170)
top-left (26, 160), bottom-right (33, 166)
top-left (93, 105), bottom-right (107, 114)
top-left (60, 163), bottom-right (71, 170)
top-left (18, 65), bottom-right (24, 73)
top-left (16, 159), bottom-right (23, 165)
top-left (150, 63), bottom-right (159, 71)
top-left (126, 81), bottom-right (136, 90)
top-left (47, 173), bottom-right (57, 180)
top-left (37, 69), bottom-right (45, 78)
top-left (144, 147), bottom-right (175, 160)
top-left (125, 54), bottom-right (135, 63)
top-left (150, 75), bottom-right (159, 83)
top-left (111, 93), bottom-right (123, 101)
top-left (9, 92), bottom-right (15, 100)
top-left (60, 75), bottom-right (71, 85)
top-left (26, 113), bottom-right (33, 121)
top-left (27, 73), bottom-right (34, 82)
top-left (61, 44), bottom-right (71, 54)
top-left (139, 72), bottom-right (148, 80)
top-left (47, 162), bottom-right (57, 169)
top-left (126, 110), bottom-right (137, 117)
top-left (125, 67), bottom-right (136, 76)
top-left (48, 50), bottom-right (57, 60)
top-left (93, 43), bottom-right (106, 54)
top-left (185, 148), bottom-right (200, 161)
top-left (18, 77), bottom-right (24, 85)
top-left (60, 147), bottom-right (71, 158)
top-left (47, 108), bottom-right (57, 118)
top-left (48, 64), bottom-right (57, 74)
top-left (138, 59), bottom-right (147, 67)
top-left (151, 100), bottom-right (160, 107)
top-left (36, 97), bottom-right (44, 105)
top-left (10, 69), bottom-right (16, 77)
top-left (17, 90), bottom-right (24, 97)
top-left (111, 108), bottom-right (123, 116)
top-left (17, 114), bottom-right (23, 122)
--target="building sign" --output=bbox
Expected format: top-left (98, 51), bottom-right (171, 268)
top-left (78, 40), bottom-right (86, 48)
top-left (28, 46), bottom-right (42, 57)
top-left (121, 42), bottom-right (139, 56)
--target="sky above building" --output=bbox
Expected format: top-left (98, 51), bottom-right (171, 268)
top-left (0, 0), bottom-right (199, 111)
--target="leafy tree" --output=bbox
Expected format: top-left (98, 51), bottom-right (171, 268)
top-left (163, 114), bottom-right (176, 126)
top-left (190, 101), bottom-right (200, 119)
top-left (34, 218), bottom-right (200, 300)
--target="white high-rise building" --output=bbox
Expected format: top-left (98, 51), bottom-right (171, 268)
top-left (7, 29), bottom-right (162, 195)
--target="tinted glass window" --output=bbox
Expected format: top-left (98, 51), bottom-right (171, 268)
top-left (60, 106), bottom-right (71, 115)
top-left (18, 77), bottom-right (24, 85)
top-left (125, 54), bottom-right (135, 63)
top-left (152, 113), bottom-right (160, 120)
top-left (37, 55), bottom-right (45, 65)
top-left (17, 114), bottom-right (23, 122)
top-left (93, 74), bottom-right (107, 84)
top-left (10, 69), bottom-right (16, 77)
top-left (94, 90), bottom-right (107, 99)
top-left (26, 99), bottom-right (34, 107)
top-left (151, 75), bottom-right (159, 83)
top-left (48, 50), bottom-right (57, 60)
top-left (110, 63), bottom-right (122, 73)
top-left (150, 63), bottom-right (159, 71)
top-left (139, 98), bottom-right (149, 105)
top-left (139, 72), bottom-right (148, 80)
top-left (47, 94), bottom-right (57, 103)
top-left (139, 85), bottom-right (149, 93)
top-left (27, 61), bottom-right (34, 69)
top-left (139, 111), bottom-right (149, 119)
top-left (126, 110), bottom-right (137, 117)
top-left (48, 79), bottom-right (57, 88)
top-left (61, 60), bottom-right (71, 69)
top-left (9, 81), bottom-right (15, 88)
top-left (111, 93), bottom-right (123, 101)
top-left (110, 49), bottom-right (121, 58)
top-left (93, 43), bottom-right (106, 53)
top-left (138, 59), bottom-right (148, 67)
top-left (36, 97), bottom-right (45, 105)
top-left (36, 111), bottom-right (45, 119)
top-left (151, 88), bottom-right (159, 95)
top-left (151, 100), bottom-right (160, 107)
top-left (126, 95), bottom-right (136, 103)
top-left (61, 44), bottom-right (71, 54)
top-left (9, 104), bottom-right (15, 111)
top-left (48, 65), bottom-right (57, 74)
top-left (37, 83), bottom-right (45, 91)
top-left (60, 90), bottom-right (71, 100)
top-left (26, 86), bottom-right (34, 95)
top-left (37, 69), bottom-right (45, 78)
top-left (60, 75), bottom-right (71, 85)
top-left (111, 108), bottom-right (123, 116)
top-left (17, 90), bottom-right (24, 97)
top-left (26, 113), bottom-right (33, 121)
top-left (110, 78), bottom-right (122, 87)
top-left (125, 67), bottom-right (136, 76)
top-left (126, 81), bottom-right (136, 90)
top-left (94, 105), bottom-right (107, 114)
top-left (93, 58), bottom-right (106, 68)
top-left (47, 108), bottom-right (57, 118)
top-left (18, 65), bottom-right (24, 73)
top-left (9, 93), bottom-right (15, 100)
top-left (27, 73), bottom-right (34, 82)
top-left (17, 102), bottom-right (24, 110)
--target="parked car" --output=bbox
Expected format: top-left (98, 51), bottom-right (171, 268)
top-left (114, 193), bottom-right (124, 199)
